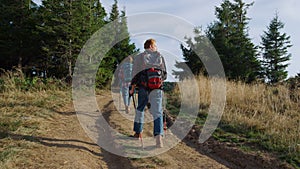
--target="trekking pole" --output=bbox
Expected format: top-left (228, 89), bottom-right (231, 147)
top-left (131, 91), bottom-right (136, 111)
top-left (130, 89), bottom-right (144, 149)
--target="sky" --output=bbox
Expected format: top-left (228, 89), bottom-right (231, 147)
top-left (33, 0), bottom-right (299, 79)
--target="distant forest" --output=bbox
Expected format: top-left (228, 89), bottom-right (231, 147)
top-left (0, 0), bottom-right (299, 87)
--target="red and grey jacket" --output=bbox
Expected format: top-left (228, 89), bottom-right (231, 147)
top-left (131, 50), bottom-right (167, 87)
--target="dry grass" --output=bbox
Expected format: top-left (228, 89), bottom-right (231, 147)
top-left (223, 79), bottom-right (299, 154)
top-left (172, 75), bottom-right (299, 164)
top-left (0, 72), bottom-right (71, 168)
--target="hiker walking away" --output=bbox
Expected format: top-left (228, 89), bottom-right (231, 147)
top-left (118, 55), bottom-right (133, 114)
top-left (129, 39), bottom-right (167, 148)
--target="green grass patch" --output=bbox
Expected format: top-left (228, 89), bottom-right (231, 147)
top-left (0, 146), bottom-right (18, 163)
top-left (0, 120), bottom-right (22, 133)
top-left (150, 157), bottom-right (168, 166)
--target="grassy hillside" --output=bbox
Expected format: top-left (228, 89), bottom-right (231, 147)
top-left (166, 75), bottom-right (299, 168)
top-left (0, 71), bottom-right (71, 168)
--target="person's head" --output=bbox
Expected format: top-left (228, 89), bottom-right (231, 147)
top-left (144, 38), bottom-right (157, 52)
top-left (128, 55), bottom-right (133, 63)
top-left (124, 55), bottom-right (133, 63)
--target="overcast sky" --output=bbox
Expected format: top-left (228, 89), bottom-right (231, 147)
top-left (33, 0), bottom-right (299, 78)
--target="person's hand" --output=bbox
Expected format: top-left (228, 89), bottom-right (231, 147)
top-left (129, 86), bottom-right (134, 96)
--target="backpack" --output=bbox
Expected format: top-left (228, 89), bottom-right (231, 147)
top-left (131, 51), bottom-right (166, 89)
top-left (121, 62), bottom-right (133, 82)
top-left (141, 67), bottom-right (163, 90)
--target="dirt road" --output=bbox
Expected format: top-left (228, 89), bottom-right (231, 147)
top-left (15, 90), bottom-right (292, 169)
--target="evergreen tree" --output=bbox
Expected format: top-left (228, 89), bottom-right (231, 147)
top-left (0, 0), bottom-right (40, 73)
top-left (38, 0), bottom-right (107, 78)
top-left (107, 0), bottom-right (137, 64)
top-left (173, 28), bottom-right (209, 80)
top-left (260, 13), bottom-right (292, 84)
top-left (96, 0), bottom-right (137, 87)
top-left (206, 0), bottom-right (261, 82)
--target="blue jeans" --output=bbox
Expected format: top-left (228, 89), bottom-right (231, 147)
top-left (121, 86), bottom-right (130, 107)
top-left (133, 87), bottom-right (164, 136)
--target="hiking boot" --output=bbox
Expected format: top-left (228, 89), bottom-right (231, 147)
top-left (155, 135), bottom-right (163, 148)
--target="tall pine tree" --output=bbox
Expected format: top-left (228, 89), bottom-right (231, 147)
top-left (96, 0), bottom-right (137, 87)
top-left (38, 0), bottom-right (107, 78)
top-left (206, 0), bottom-right (261, 82)
top-left (173, 28), bottom-right (209, 80)
top-left (0, 0), bottom-right (40, 73)
top-left (260, 13), bottom-right (292, 84)
top-left (107, 0), bottom-right (136, 65)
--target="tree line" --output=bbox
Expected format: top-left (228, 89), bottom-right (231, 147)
top-left (174, 0), bottom-right (294, 84)
top-left (0, 0), bottom-right (136, 88)
top-left (0, 0), bottom-right (296, 87)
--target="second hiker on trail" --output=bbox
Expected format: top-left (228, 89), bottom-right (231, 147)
top-left (118, 55), bottom-right (133, 114)
top-left (129, 38), bottom-right (167, 148)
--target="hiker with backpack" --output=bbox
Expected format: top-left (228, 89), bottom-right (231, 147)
top-left (118, 55), bottom-right (133, 114)
top-left (129, 39), bottom-right (167, 148)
